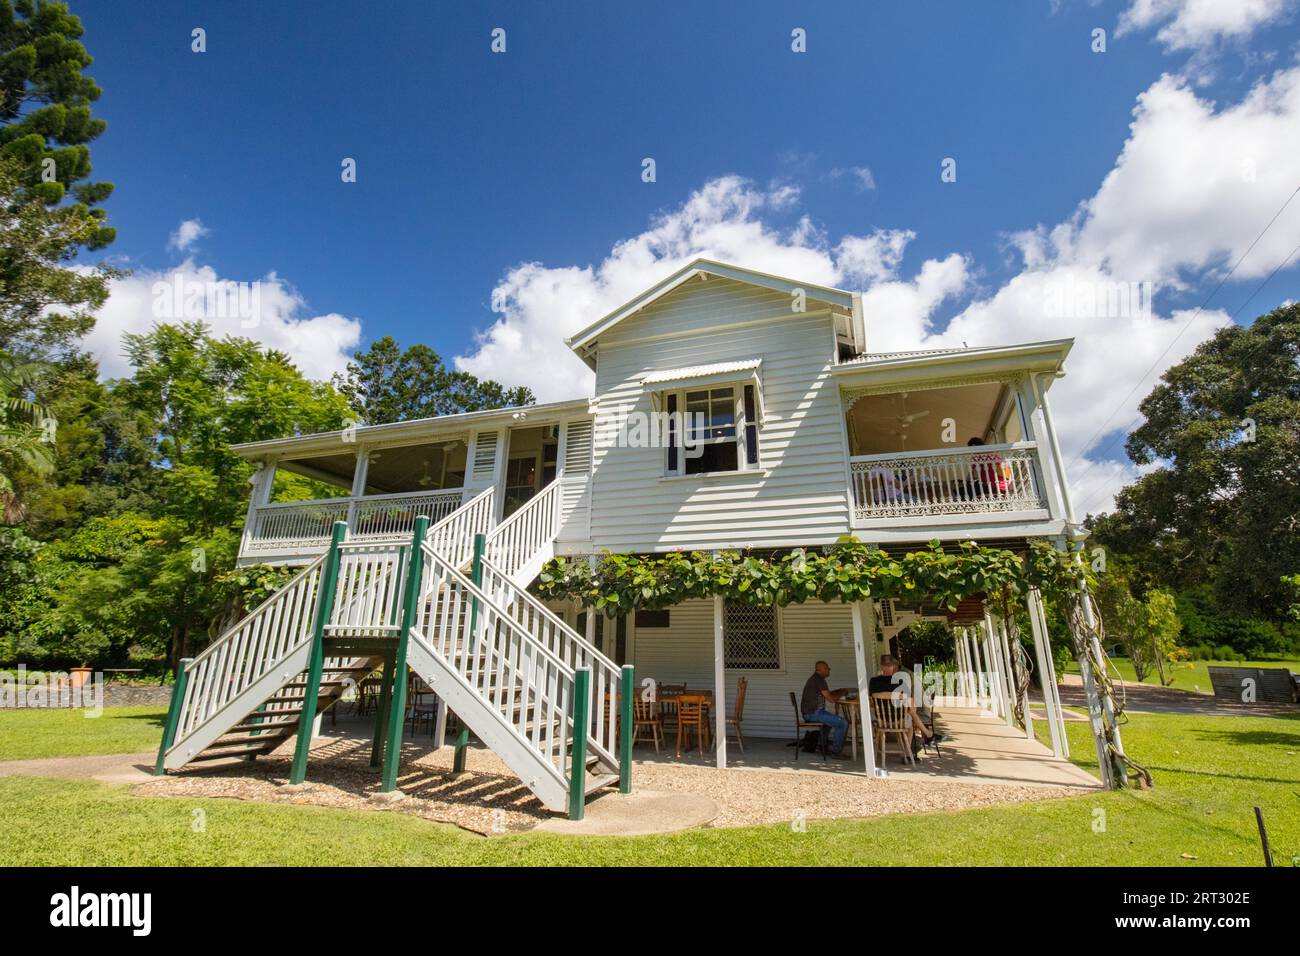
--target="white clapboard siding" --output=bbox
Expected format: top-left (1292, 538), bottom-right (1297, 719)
top-left (590, 276), bottom-right (851, 552)
top-left (631, 598), bottom-right (858, 739)
top-left (558, 419), bottom-right (593, 542)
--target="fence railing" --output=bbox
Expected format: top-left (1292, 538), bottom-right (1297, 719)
top-left (849, 442), bottom-right (1047, 521)
top-left (243, 488), bottom-right (464, 555)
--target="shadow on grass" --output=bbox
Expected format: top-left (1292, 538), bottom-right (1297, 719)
top-left (1190, 725), bottom-right (1300, 749)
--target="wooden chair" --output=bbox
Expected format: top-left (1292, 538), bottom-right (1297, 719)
top-left (675, 694), bottom-right (710, 758)
top-left (657, 682), bottom-right (686, 731)
top-left (787, 691), bottom-right (828, 762)
top-left (632, 695), bottom-right (663, 752)
top-left (726, 677), bottom-right (748, 753)
top-left (870, 691), bottom-right (916, 768)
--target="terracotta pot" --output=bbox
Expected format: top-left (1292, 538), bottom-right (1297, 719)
top-left (69, 666), bottom-right (93, 689)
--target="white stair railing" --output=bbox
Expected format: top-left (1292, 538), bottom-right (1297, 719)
top-left (173, 555), bottom-right (327, 746)
top-left (326, 541), bottom-right (408, 637)
top-left (484, 478), bottom-right (561, 584)
top-left (479, 556), bottom-right (622, 767)
top-left (413, 544), bottom-right (581, 786)
top-left (426, 487), bottom-right (496, 570)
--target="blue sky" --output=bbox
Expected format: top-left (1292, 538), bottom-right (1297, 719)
top-left (71, 0), bottom-right (1300, 512)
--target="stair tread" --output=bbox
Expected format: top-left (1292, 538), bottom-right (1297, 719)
top-left (584, 772), bottom-right (619, 796)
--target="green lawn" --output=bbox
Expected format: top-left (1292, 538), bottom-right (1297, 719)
top-left (1066, 656), bottom-right (1300, 695)
top-left (0, 706), bottom-right (166, 761)
top-left (1, 705), bottom-right (1297, 865)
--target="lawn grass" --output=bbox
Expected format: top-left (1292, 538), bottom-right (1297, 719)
top-left (1066, 656), bottom-right (1300, 695)
top-left (1, 707), bottom-right (1296, 865)
top-left (0, 706), bottom-right (166, 761)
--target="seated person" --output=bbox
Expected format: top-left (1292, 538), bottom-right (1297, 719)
top-left (966, 437), bottom-right (1009, 499)
top-left (800, 661), bottom-right (853, 759)
top-left (869, 655), bottom-right (947, 747)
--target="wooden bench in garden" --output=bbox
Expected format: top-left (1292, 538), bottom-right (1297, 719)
top-left (1207, 666), bottom-right (1298, 705)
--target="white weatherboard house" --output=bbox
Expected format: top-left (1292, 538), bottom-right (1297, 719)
top-left (154, 260), bottom-right (1088, 818)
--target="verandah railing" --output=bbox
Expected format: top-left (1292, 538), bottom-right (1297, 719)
top-left (244, 488), bottom-right (464, 555)
top-left (849, 442), bottom-right (1047, 521)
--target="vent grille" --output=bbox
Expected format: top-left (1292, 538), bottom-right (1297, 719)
top-left (564, 420), bottom-right (593, 475)
top-left (471, 431), bottom-right (498, 481)
top-left (878, 600), bottom-right (895, 627)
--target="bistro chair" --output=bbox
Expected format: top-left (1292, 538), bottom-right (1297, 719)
top-left (726, 677), bottom-right (748, 753)
top-left (675, 695), bottom-right (710, 758)
top-left (632, 695), bottom-right (663, 753)
top-left (787, 691), bottom-right (828, 762)
top-left (656, 682), bottom-right (686, 735)
top-left (870, 691), bottom-right (916, 768)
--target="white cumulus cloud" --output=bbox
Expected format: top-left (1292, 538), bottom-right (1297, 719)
top-left (1118, 0), bottom-right (1297, 52)
top-left (168, 218), bottom-right (208, 252)
top-left (86, 260), bottom-right (362, 382)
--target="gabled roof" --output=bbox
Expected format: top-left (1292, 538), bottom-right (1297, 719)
top-left (565, 259), bottom-right (858, 365)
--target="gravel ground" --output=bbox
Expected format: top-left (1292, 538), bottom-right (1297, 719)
top-left (630, 760), bottom-right (1086, 828)
top-left (132, 734), bottom-right (1086, 835)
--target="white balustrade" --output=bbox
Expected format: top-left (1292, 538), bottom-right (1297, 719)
top-left (849, 442), bottom-right (1047, 522)
top-left (244, 488), bottom-right (464, 556)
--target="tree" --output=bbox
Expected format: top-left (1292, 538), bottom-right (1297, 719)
top-left (0, 324), bottom-right (355, 671)
top-left (333, 335), bottom-right (533, 425)
top-left (0, 0), bottom-right (113, 250)
top-left (1091, 303), bottom-right (1300, 622)
top-left (1135, 589), bottom-right (1183, 686)
top-left (0, 355), bottom-right (53, 519)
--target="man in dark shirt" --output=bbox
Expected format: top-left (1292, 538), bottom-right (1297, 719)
top-left (869, 655), bottom-right (945, 747)
top-left (800, 661), bottom-right (850, 758)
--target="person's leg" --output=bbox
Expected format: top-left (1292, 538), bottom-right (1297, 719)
top-left (907, 702), bottom-right (933, 739)
top-left (807, 708), bottom-right (848, 753)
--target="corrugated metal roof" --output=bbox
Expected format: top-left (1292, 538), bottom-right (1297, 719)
top-left (641, 358), bottom-right (762, 384)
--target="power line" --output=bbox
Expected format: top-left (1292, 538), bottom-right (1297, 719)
top-left (1064, 183), bottom-right (1300, 477)
top-left (1072, 235), bottom-right (1300, 517)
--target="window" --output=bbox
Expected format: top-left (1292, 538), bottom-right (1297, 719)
top-left (635, 609), bottom-right (670, 628)
top-left (723, 603), bottom-right (781, 670)
top-left (663, 383), bottom-right (760, 476)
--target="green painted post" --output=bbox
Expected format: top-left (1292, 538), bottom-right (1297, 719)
top-left (452, 532), bottom-right (488, 774)
top-left (568, 668), bottom-right (591, 820)
top-left (618, 664), bottom-right (635, 794)
top-left (153, 658), bottom-right (193, 776)
top-left (289, 521), bottom-right (348, 785)
top-left (382, 517), bottom-right (430, 792)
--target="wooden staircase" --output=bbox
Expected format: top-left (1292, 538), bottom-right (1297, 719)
top-left (155, 478), bottom-right (630, 819)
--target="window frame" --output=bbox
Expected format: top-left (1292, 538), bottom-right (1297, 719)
top-left (661, 380), bottom-right (761, 477)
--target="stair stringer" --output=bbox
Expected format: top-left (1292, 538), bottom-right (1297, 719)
top-left (405, 629), bottom-right (570, 812)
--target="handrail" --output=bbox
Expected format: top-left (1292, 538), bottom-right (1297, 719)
top-left (479, 555), bottom-right (621, 767)
top-left (849, 441), bottom-right (1037, 464)
top-left (484, 478), bottom-right (561, 580)
top-left (849, 443), bottom-right (1046, 520)
top-left (416, 542), bottom-right (575, 676)
top-left (174, 555), bottom-right (328, 742)
top-left (257, 487), bottom-right (462, 511)
top-left (414, 543), bottom-right (583, 781)
top-left (425, 486), bottom-right (495, 570)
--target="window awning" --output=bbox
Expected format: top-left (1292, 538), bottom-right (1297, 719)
top-left (641, 358), bottom-right (761, 391)
top-left (643, 359), bottom-right (763, 418)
